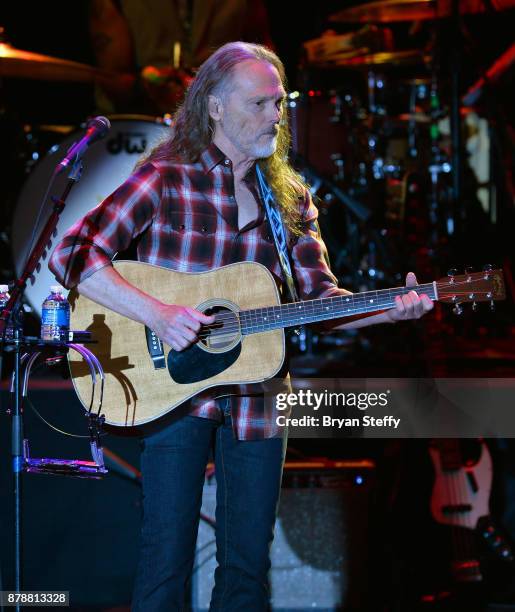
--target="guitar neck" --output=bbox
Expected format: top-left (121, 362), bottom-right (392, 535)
top-left (239, 282), bottom-right (437, 334)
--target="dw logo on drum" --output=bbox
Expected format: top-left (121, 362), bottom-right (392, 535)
top-left (107, 132), bottom-right (148, 155)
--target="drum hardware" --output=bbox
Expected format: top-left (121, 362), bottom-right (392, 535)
top-left (328, 92), bottom-right (346, 124)
top-left (302, 24), bottom-right (395, 66)
top-left (324, 0), bottom-right (513, 244)
top-left (407, 79), bottom-right (429, 158)
top-left (328, 0), bottom-right (515, 24)
top-left (293, 151), bottom-right (400, 293)
top-left (330, 153), bottom-right (345, 182)
top-left (288, 88), bottom-right (363, 178)
top-left (329, 50), bottom-right (431, 69)
top-left (357, 162), bottom-right (369, 188)
top-left (294, 154), bottom-right (372, 223)
top-left (462, 41), bottom-right (515, 107)
top-left (367, 70), bottom-right (385, 116)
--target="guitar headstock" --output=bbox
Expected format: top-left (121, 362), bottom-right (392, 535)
top-left (436, 267), bottom-right (506, 312)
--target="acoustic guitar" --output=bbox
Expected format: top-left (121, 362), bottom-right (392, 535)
top-left (67, 261), bottom-right (505, 427)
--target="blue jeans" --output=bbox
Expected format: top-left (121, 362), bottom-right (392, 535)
top-left (131, 399), bottom-right (287, 611)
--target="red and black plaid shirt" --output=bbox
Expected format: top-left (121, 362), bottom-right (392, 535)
top-left (49, 143), bottom-right (340, 439)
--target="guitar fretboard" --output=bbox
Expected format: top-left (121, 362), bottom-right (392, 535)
top-left (239, 283), bottom-right (436, 335)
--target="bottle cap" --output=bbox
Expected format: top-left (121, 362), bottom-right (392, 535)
top-left (0, 284), bottom-right (9, 292)
top-left (50, 285), bottom-right (64, 294)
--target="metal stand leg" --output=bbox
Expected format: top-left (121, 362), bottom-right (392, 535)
top-left (11, 335), bottom-right (22, 612)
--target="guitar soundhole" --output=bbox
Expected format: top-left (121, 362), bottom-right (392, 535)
top-left (199, 305), bottom-right (240, 351)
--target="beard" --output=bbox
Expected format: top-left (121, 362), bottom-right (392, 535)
top-left (222, 117), bottom-right (279, 160)
top-left (250, 134), bottom-right (278, 159)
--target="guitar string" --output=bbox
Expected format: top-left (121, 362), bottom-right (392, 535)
top-left (198, 289), bottom-right (494, 332)
top-left (179, 276), bottom-right (499, 334)
top-left (203, 289), bottom-right (493, 329)
top-left (444, 441), bottom-right (477, 573)
top-left (198, 280), bottom-right (494, 327)
top-left (195, 291), bottom-right (496, 340)
top-left (204, 289), bottom-right (493, 327)
top-left (436, 442), bottom-right (464, 575)
top-left (456, 449), bottom-right (472, 576)
top-left (202, 287), bottom-right (435, 324)
top-left (200, 275), bottom-right (494, 319)
top-left (448, 444), bottom-right (464, 571)
top-left (192, 276), bottom-right (497, 339)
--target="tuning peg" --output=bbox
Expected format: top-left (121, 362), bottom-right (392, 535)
top-left (448, 268), bottom-right (457, 277)
top-left (483, 264), bottom-right (493, 272)
top-left (453, 304), bottom-right (464, 315)
top-left (465, 266), bottom-right (474, 276)
top-left (472, 302), bottom-right (478, 312)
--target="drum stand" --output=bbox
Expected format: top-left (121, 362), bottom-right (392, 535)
top-left (0, 158), bottom-right (107, 610)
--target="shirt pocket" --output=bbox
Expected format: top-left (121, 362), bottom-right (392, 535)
top-left (169, 211), bottom-right (218, 235)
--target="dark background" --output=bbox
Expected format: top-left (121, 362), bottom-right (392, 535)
top-left (1, 1), bottom-right (515, 610)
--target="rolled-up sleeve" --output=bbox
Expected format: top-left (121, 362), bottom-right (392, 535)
top-left (48, 162), bottom-right (162, 289)
top-left (291, 191), bottom-right (349, 300)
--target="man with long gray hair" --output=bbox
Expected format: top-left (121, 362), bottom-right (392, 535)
top-left (49, 42), bottom-right (432, 610)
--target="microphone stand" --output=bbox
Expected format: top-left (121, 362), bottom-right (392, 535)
top-left (449, 0), bottom-right (464, 235)
top-left (0, 160), bottom-right (83, 611)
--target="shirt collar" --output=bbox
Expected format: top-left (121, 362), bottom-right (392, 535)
top-left (200, 143), bottom-right (227, 173)
top-left (199, 142), bottom-right (257, 184)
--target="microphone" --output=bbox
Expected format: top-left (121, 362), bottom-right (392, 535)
top-left (54, 116), bottom-right (111, 176)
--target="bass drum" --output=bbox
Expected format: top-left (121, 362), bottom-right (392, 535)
top-left (12, 115), bottom-right (171, 316)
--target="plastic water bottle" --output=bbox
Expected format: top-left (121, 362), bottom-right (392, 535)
top-left (41, 285), bottom-right (70, 342)
top-left (0, 284), bottom-right (14, 342)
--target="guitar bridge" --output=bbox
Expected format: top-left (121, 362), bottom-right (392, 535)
top-left (145, 326), bottom-right (166, 369)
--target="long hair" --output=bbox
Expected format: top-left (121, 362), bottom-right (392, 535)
top-left (137, 41), bottom-right (307, 234)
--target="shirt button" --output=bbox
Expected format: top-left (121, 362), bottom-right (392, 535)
top-left (229, 195), bottom-right (235, 202)
top-left (201, 226), bottom-right (208, 233)
top-left (179, 224), bottom-right (185, 230)
top-left (224, 159), bottom-right (231, 165)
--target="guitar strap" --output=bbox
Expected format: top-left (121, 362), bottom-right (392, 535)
top-left (255, 164), bottom-right (300, 303)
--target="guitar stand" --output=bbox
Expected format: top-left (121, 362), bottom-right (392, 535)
top-left (10, 341), bottom-right (108, 479)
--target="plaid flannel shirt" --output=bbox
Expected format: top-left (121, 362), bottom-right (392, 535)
top-left (49, 143), bottom-right (340, 439)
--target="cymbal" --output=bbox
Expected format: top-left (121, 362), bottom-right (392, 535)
top-left (329, 0), bottom-right (515, 24)
top-left (0, 42), bottom-right (120, 83)
top-left (332, 50), bottom-right (430, 67)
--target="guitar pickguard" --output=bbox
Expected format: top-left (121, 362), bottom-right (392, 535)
top-left (167, 342), bottom-right (242, 384)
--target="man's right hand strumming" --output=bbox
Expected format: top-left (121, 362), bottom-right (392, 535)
top-left (148, 303), bottom-right (215, 352)
top-left (77, 265), bottom-right (214, 352)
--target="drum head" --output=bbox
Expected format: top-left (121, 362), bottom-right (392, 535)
top-left (12, 117), bottom-right (170, 316)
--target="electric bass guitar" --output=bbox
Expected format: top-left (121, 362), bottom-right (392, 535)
top-left (429, 438), bottom-right (514, 583)
top-left (67, 261), bottom-right (505, 427)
